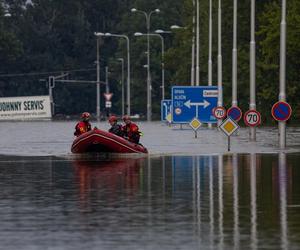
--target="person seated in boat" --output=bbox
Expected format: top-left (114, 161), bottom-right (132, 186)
top-left (74, 112), bottom-right (92, 136)
top-left (122, 115), bottom-right (141, 144)
top-left (108, 115), bottom-right (124, 137)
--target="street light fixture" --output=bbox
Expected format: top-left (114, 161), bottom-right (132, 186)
top-left (170, 25), bottom-right (182, 30)
top-left (103, 32), bottom-right (131, 116)
top-left (131, 8), bottom-right (160, 121)
top-left (155, 29), bottom-right (171, 34)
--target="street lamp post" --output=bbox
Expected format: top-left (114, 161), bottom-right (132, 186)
top-left (249, 0), bottom-right (256, 141)
top-left (217, 0), bottom-right (223, 127)
top-left (105, 66), bottom-right (110, 117)
top-left (171, 24), bottom-right (196, 86)
top-left (155, 29), bottom-right (172, 100)
top-left (279, 0), bottom-right (287, 149)
top-left (232, 0), bottom-right (238, 107)
top-left (208, 0), bottom-right (213, 129)
top-left (192, 0), bottom-right (196, 86)
top-left (118, 58), bottom-right (125, 117)
top-left (104, 33), bottom-right (131, 116)
top-left (131, 8), bottom-right (160, 121)
top-left (208, 0), bottom-right (213, 86)
top-left (196, 0), bottom-right (200, 86)
top-left (135, 32), bottom-right (165, 101)
top-left (94, 32), bottom-right (105, 121)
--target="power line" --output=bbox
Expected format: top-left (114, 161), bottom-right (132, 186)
top-left (0, 67), bottom-right (96, 78)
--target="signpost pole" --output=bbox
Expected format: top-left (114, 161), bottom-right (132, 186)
top-left (105, 66), bottom-right (110, 117)
top-left (96, 37), bottom-right (101, 121)
top-left (232, 0), bottom-right (238, 107)
top-left (196, 0), bottom-right (200, 86)
top-left (217, 0), bottom-right (223, 128)
top-left (279, 0), bottom-right (287, 149)
top-left (249, 0), bottom-right (256, 141)
top-left (228, 136), bottom-right (230, 152)
top-left (48, 76), bottom-right (55, 116)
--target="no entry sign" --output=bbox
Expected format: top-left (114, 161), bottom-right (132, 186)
top-left (227, 106), bottom-right (242, 122)
top-left (271, 101), bottom-right (292, 121)
top-left (244, 110), bottom-right (261, 127)
top-left (213, 106), bottom-right (226, 120)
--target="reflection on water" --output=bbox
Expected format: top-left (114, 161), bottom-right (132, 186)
top-left (0, 153), bottom-right (300, 250)
top-left (73, 158), bottom-right (144, 208)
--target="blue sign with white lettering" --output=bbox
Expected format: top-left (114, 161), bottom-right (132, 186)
top-left (161, 99), bottom-right (172, 121)
top-left (171, 86), bottom-right (218, 123)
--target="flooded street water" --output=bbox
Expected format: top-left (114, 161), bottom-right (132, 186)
top-left (0, 121), bottom-right (300, 249)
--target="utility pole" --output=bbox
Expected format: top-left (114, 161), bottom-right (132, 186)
top-left (249, 0), bottom-right (256, 141)
top-left (196, 0), bottom-right (200, 86)
top-left (232, 0), bottom-right (238, 107)
top-left (279, 0), bottom-right (287, 149)
top-left (217, 0), bottom-right (223, 127)
top-left (105, 66), bottom-right (110, 117)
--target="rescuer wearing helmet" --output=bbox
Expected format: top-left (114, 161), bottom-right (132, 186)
top-left (74, 112), bottom-right (92, 136)
top-left (108, 115), bottom-right (123, 137)
top-left (122, 115), bottom-right (141, 144)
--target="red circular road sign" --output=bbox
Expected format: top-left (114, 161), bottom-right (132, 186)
top-left (227, 106), bottom-right (242, 122)
top-left (213, 106), bottom-right (226, 120)
top-left (244, 110), bottom-right (261, 127)
top-left (271, 101), bottom-right (292, 122)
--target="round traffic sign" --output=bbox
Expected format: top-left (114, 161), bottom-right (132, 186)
top-left (244, 110), bottom-right (261, 127)
top-left (213, 106), bottom-right (226, 119)
top-left (175, 108), bottom-right (182, 115)
top-left (227, 106), bottom-right (242, 122)
top-left (271, 101), bottom-right (292, 121)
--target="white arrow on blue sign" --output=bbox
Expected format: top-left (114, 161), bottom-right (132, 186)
top-left (161, 99), bottom-right (172, 121)
top-left (172, 86), bottom-right (218, 123)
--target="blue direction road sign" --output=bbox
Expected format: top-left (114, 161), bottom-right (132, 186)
top-left (171, 86), bottom-right (218, 123)
top-left (161, 99), bottom-right (172, 121)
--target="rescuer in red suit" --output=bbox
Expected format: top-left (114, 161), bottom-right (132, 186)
top-left (122, 115), bottom-right (141, 144)
top-left (108, 115), bottom-right (124, 137)
top-left (74, 112), bottom-right (92, 136)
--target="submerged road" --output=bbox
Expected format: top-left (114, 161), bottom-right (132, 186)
top-left (0, 121), bottom-right (299, 156)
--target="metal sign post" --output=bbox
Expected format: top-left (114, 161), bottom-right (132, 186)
top-left (279, 0), bottom-right (287, 149)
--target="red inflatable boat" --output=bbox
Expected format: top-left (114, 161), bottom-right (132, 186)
top-left (71, 129), bottom-right (148, 154)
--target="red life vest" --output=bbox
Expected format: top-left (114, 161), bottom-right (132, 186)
top-left (74, 121), bottom-right (91, 136)
top-left (122, 122), bottom-right (140, 143)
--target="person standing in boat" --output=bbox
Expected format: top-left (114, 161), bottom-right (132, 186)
top-left (108, 115), bottom-right (124, 137)
top-left (122, 115), bottom-right (141, 144)
top-left (74, 112), bottom-right (92, 136)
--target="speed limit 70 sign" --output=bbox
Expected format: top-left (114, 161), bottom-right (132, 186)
top-left (213, 106), bottom-right (226, 120)
top-left (243, 110), bottom-right (261, 127)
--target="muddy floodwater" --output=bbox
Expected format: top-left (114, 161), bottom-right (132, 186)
top-left (0, 121), bottom-right (300, 249)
